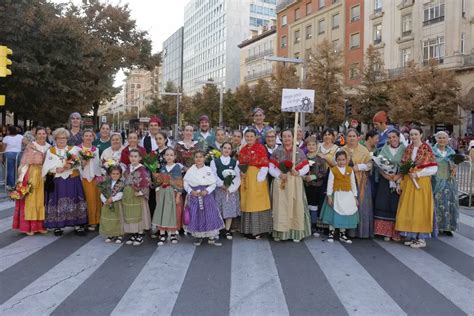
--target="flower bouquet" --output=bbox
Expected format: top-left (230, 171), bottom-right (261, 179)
top-left (79, 148), bottom-right (95, 161)
top-left (97, 178), bottom-right (117, 212)
top-left (101, 158), bottom-right (119, 175)
top-left (155, 173), bottom-right (171, 188)
top-left (66, 152), bottom-right (80, 169)
top-left (279, 160), bottom-right (293, 190)
top-left (143, 152), bottom-right (160, 173)
top-left (399, 160), bottom-right (420, 189)
top-left (205, 149), bottom-right (221, 165)
top-left (372, 155), bottom-right (398, 175)
top-left (222, 169), bottom-right (236, 187)
top-left (9, 182), bottom-right (33, 200)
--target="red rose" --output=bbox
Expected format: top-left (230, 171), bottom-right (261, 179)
top-left (284, 160), bottom-right (293, 169)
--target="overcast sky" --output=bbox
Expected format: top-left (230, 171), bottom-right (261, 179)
top-left (51, 0), bottom-right (189, 86)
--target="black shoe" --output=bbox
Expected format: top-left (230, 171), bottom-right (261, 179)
top-left (327, 230), bottom-right (335, 243)
top-left (444, 231), bottom-right (454, 237)
top-left (54, 229), bottom-right (63, 236)
top-left (74, 226), bottom-right (85, 236)
top-left (225, 230), bottom-right (233, 240)
top-left (339, 231), bottom-right (352, 244)
top-left (170, 234), bottom-right (178, 244)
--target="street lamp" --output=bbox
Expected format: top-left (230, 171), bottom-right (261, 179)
top-left (264, 55), bottom-right (306, 129)
top-left (161, 91), bottom-right (182, 139)
top-left (195, 80), bottom-right (224, 126)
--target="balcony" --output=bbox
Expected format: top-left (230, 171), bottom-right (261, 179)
top-left (402, 30), bottom-right (412, 37)
top-left (373, 38), bottom-right (382, 45)
top-left (423, 16), bottom-right (445, 26)
top-left (370, 8), bottom-right (384, 20)
top-left (244, 69), bottom-right (273, 82)
top-left (388, 67), bottom-right (405, 79)
top-left (464, 54), bottom-right (474, 66)
top-left (246, 49), bottom-right (274, 63)
top-left (397, 0), bottom-right (414, 10)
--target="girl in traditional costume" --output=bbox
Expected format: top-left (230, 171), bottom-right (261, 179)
top-left (42, 128), bottom-right (88, 236)
top-left (239, 129), bottom-right (272, 239)
top-left (210, 142), bottom-right (241, 240)
top-left (396, 127), bottom-right (438, 249)
top-left (77, 129), bottom-right (102, 231)
top-left (12, 129), bottom-right (50, 235)
top-left (122, 149), bottom-right (152, 246)
top-left (183, 150), bottom-right (224, 246)
top-left (99, 165), bottom-right (125, 243)
top-left (175, 125), bottom-right (198, 173)
top-left (269, 130), bottom-right (311, 242)
top-left (321, 150), bottom-right (359, 243)
top-left (432, 131), bottom-right (459, 236)
top-left (153, 148), bottom-right (183, 246)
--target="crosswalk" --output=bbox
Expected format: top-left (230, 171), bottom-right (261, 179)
top-left (0, 205), bottom-right (473, 316)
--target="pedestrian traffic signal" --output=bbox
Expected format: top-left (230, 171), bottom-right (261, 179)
top-left (0, 45), bottom-right (13, 77)
top-left (0, 95), bottom-right (5, 106)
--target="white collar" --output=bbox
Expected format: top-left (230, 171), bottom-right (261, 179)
top-left (130, 163), bottom-right (143, 172)
top-left (220, 156), bottom-right (231, 164)
top-left (165, 163), bottom-right (176, 171)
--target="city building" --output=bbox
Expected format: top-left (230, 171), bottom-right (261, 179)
top-left (162, 27), bottom-right (184, 92)
top-left (366, 0), bottom-right (474, 134)
top-left (182, 0), bottom-right (277, 95)
top-left (124, 69), bottom-right (153, 117)
top-left (238, 24), bottom-right (277, 86)
top-left (276, 0), bottom-right (364, 85)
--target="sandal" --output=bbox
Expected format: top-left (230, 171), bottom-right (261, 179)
top-left (126, 234), bottom-right (137, 245)
top-left (115, 236), bottom-right (123, 244)
top-left (105, 237), bottom-right (114, 243)
top-left (54, 229), bottom-right (63, 236)
top-left (327, 230), bottom-right (335, 243)
top-left (74, 226), bottom-right (85, 236)
top-left (133, 234), bottom-right (144, 246)
top-left (339, 232), bottom-right (352, 244)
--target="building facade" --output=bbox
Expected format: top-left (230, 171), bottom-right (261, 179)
top-left (182, 0), bottom-right (277, 95)
top-left (162, 27), bottom-right (184, 92)
top-left (238, 25), bottom-right (277, 86)
top-left (124, 69), bottom-right (153, 115)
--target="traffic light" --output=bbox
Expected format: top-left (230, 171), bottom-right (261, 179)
top-left (0, 45), bottom-right (13, 77)
top-left (344, 99), bottom-right (352, 118)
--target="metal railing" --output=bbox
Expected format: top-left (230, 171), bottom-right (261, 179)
top-left (456, 159), bottom-right (473, 207)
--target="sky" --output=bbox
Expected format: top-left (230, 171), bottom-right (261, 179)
top-left (51, 0), bottom-right (189, 86)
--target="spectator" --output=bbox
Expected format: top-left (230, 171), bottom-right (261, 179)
top-left (2, 126), bottom-right (23, 187)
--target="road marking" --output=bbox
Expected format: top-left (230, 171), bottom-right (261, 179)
top-left (459, 213), bottom-right (474, 228)
top-left (0, 236), bottom-right (121, 315)
top-left (0, 216), bottom-right (13, 233)
top-left (112, 243), bottom-right (195, 316)
top-left (438, 234), bottom-right (474, 258)
top-left (0, 201), bottom-right (14, 212)
top-left (230, 238), bottom-right (289, 316)
top-left (376, 240), bottom-right (474, 315)
top-left (305, 238), bottom-right (405, 315)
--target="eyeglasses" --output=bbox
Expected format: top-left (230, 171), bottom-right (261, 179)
top-left (266, 135), bottom-right (276, 138)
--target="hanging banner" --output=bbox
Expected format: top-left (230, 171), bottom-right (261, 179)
top-left (281, 89), bottom-right (315, 113)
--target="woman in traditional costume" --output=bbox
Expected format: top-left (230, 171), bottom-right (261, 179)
top-left (269, 130), bottom-right (311, 242)
top-left (175, 125), bottom-right (198, 173)
top-left (342, 129), bottom-right (374, 238)
top-left (210, 142), bottom-right (241, 240)
top-left (100, 133), bottom-right (124, 165)
top-left (120, 132), bottom-right (146, 168)
top-left (42, 128), bottom-right (88, 236)
top-left (153, 148), bottom-right (183, 245)
top-left (432, 131), bottom-right (459, 236)
top-left (99, 165), bottom-right (125, 243)
top-left (183, 150), bottom-right (224, 246)
top-left (317, 128), bottom-right (339, 170)
top-left (373, 130), bottom-right (405, 241)
top-left (12, 129), bottom-right (50, 235)
top-left (239, 129), bottom-right (271, 239)
top-left (77, 129), bottom-right (102, 231)
top-left (122, 149), bottom-right (152, 246)
top-left (396, 127), bottom-right (438, 249)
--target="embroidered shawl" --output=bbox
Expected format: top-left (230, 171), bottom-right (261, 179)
top-left (378, 143), bottom-right (406, 167)
top-left (120, 145), bottom-right (147, 166)
top-left (401, 143), bottom-right (437, 169)
top-left (124, 164), bottom-right (151, 196)
top-left (239, 143), bottom-right (269, 168)
top-left (269, 146), bottom-right (308, 171)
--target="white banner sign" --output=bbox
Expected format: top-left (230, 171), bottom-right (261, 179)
top-left (281, 89), bottom-right (315, 113)
top-left (101, 116), bottom-right (107, 123)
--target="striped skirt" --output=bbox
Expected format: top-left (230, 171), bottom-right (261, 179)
top-left (241, 210), bottom-right (272, 236)
top-left (185, 185), bottom-right (224, 238)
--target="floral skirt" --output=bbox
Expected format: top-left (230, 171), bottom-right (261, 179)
top-left (215, 187), bottom-right (240, 219)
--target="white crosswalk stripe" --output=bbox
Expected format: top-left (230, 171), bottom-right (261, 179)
top-left (112, 242), bottom-right (196, 316)
top-left (0, 216), bottom-right (13, 233)
top-left (305, 238), bottom-right (406, 316)
top-left (438, 234), bottom-right (474, 258)
top-left (376, 240), bottom-right (474, 315)
top-left (230, 238), bottom-right (289, 316)
top-left (0, 236), bottom-right (121, 315)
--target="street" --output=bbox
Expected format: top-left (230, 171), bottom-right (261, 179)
top-left (0, 201), bottom-right (472, 316)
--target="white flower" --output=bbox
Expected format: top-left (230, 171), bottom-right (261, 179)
top-left (222, 169), bottom-right (236, 177)
top-left (308, 160), bottom-right (315, 167)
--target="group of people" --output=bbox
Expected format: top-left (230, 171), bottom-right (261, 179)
top-left (10, 109), bottom-right (461, 249)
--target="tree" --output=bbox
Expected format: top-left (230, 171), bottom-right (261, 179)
top-left (222, 89), bottom-right (242, 129)
top-left (146, 81), bottom-right (178, 126)
top-left (305, 39), bottom-right (344, 128)
top-left (270, 63), bottom-right (300, 128)
top-left (234, 84), bottom-right (253, 126)
top-left (354, 45), bottom-right (390, 124)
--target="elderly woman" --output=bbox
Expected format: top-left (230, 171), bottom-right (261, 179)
top-left (374, 130), bottom-right (405, 241)
top-left (12, 130), bottom-right (50, 235)
top-left (100, 133), bottom-right (124, 164)
top-left (342, 129), bottom-right (374, 238)
top-left (77, 129), bottom-right (102, 231)
top-left (120, 132), bottom-right (146, 167)
top-left (67, 112), bottom-right (83, 146)
top-left (269, 129), bottom-right (311, 242)
top-left (175, 125), bottom-right (197, 173)
top-left (264, 129), bottom-right (279, 158)
top-left (239, 129), bottom-right (272, 239)
top-left (432, 131), bottom-right (459, 236)
top-left (93, 123), bottom-right (112, 157)
top-left (42, 128), bottom-right (88, 236)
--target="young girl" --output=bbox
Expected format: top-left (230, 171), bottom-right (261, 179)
top-left (122, 149), bottom-right (152, 246)
top-left (99, 165), bottom-right (125, 243)
top-left (210, 142), bottom-right (241, 240)
top-left (152, 148), bottom-right (183, 246)
top-left (183, 150), bottom-right (225, 246)
top-left (304, 136), bottom-right (328, 237)
top-left (320, 151), bottom-right (359, 243)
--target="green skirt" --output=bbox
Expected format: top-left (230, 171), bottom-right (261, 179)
top-left (320, 196), bottom-right (359, 229)
top-left (99, 201), bottom-right (123, 237)
top-left (152, 187), bottom-right (177, 228)
top-left (122, 187), bottom-right (143, 224)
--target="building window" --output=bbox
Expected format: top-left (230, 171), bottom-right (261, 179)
top-left (306, 2), bottom-right (312, 15)
top-left (374, 0), bottom-right (383, 13)
top-left (281, 14), bottom-right (287, 26)
top-left (401, 14), bottom-right (412, 36)
top-left (350, 63), bottom-right (360, 79)
top-left (306, 24), bottom-right (313, 39)
top-left (295, 8), bottom-right (301, 20)
top-left (350, 5), bottom-right (360, 22)
top-left (305, 48), bottom-right (312, 60)
top-left (281, 35), bottom-right (287, 48)
top-left (423, 0), bottom-right (445, 26)
top-left (332, 13), bottom-right (339, 29)
top-left (295, 52), bottom-right (300, 59)
top-left (319, 0), bottom-right (324, 9)
top-left (461, 32), bottom-right (465, 54)
top-left (401, 48), bottom-right (412, 67)
top-left (423, 36), bottom-right (445, 63)
top-left (350, 33), bottom-right (360, 49)
top-left (373, 24), bottom-right (382, 44)
top-left (294, 29), bottom-right (301, 43)
top-left (462, 0), bottom-right (466, 17)
top-left (318, 19), bottom-right (325, 34)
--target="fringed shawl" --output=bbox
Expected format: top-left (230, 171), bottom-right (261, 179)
top-left (239, 143), bottom-right (269, 168)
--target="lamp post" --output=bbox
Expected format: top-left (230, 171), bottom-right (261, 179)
top-left (264, 55), bottom-right (306, 129)
top-left (195, 80), bottom-right (224, 126)
top-left (161, 91), bottom-right (182, 139)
